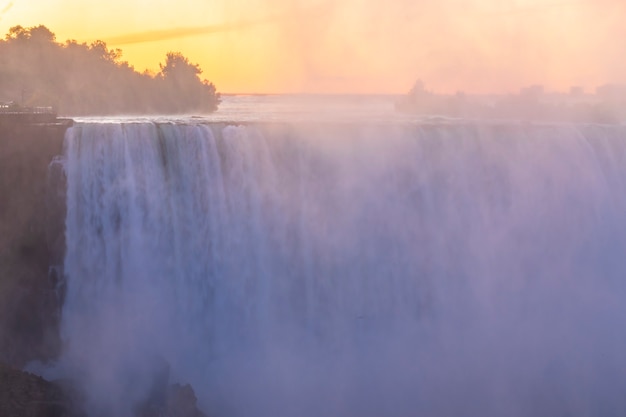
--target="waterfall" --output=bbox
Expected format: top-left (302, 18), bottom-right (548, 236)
top-left (61, 121), bottom-right (626, 416)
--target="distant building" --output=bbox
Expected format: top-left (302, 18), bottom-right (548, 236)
top-left (596, 84), bottom-right (626, 102)
top-left (569, 86), bottom-right (584, 97)
top-left (520, 85), bottom-right (544, 97)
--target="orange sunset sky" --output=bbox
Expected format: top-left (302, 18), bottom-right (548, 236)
top-left (1, 0), bottom-right (625, 94)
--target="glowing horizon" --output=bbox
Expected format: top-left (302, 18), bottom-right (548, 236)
top-left (1, 0), bottom-right (625, 94)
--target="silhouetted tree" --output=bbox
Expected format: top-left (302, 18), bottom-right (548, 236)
top-left (28, 25), bottom-right (56, 43)
top-left (158, 52), bottom-right (220, 113)
top-left (5, 25), bottom-right (29, 41)
top-left (0, 25), bottom-right (221, 115)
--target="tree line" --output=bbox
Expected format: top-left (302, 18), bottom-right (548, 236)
top-left (0, 25), bottom-right (220, 115)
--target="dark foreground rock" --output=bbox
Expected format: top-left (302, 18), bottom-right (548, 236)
top-left (137, 383), bottom-right (208, 417)
top-left (0, 362), bottom-right (83, 417)
top-left (1, 361), bottom-right (208, 417)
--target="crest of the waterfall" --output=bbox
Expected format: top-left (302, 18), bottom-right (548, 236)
top-left (60, 121), bottom-right (626, 417)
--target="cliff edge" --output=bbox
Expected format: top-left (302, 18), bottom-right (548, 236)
top-left (0, 121), bottom-right (69, 367)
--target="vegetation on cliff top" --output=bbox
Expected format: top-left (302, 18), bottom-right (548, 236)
top-left (0, 25), bottom-right (220, 115)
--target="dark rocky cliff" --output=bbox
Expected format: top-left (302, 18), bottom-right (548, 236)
top-left (0, 121), bottom-right (69, 368)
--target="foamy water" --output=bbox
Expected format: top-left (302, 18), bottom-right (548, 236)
top-left (52, 109), bottom-right (626, 417)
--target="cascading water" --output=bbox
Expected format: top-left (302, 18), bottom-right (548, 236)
top-left (60, 121), bottom-right (626, 417)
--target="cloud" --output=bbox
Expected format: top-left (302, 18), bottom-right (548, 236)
top-left (105, 19), bottom-right (271, 46)
top-left (0, 1), bottom-right (14, 22)
top-left (80, 0), bottom-right (626, 93)
top-left (104, 2), bottom-right (332, 46)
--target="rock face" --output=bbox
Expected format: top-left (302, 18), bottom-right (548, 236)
top-left (137, 383), bottom-right (208, 417)
top-left (165, 384), bottom-right (208, 417)
top-left (0, 122), bottom-right (68, 367)
top-left (0, 362), bottom-right (82, 417)
top-left (1, 359), bottom-right (207, 417)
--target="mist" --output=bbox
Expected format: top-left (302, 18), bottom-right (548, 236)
top-left (257, 0), bottom-right (626, 93)
top-left (2, 0), bottom-right (625, 93)
top-left (107, 0), bottom-right (626, 93)
top-left (48, 121), bottom-right (626, 417)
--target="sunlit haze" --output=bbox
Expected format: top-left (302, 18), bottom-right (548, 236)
top-left (2, 0), bottom-right (625, 94)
